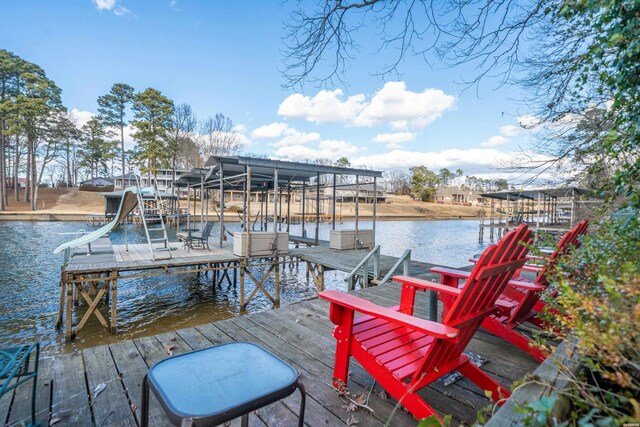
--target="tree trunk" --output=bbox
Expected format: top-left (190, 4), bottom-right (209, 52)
top-left (25, 139), bottom-right (31, 203)
top-left (0, 128), bottom-right (5, 211)
top-left (30, 139), bottom-right (37, 211)
top-left (66, 137), bottom-right (72, 186)
top-left (120, 121), bottom-right (125, 189)
top-left (14, 135), bottom-right (19, 202)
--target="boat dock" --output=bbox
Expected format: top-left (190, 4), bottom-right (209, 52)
top-left (57, 234), bottom-right (442, 342)
top-left (2, 281), bottom-right (539, 426)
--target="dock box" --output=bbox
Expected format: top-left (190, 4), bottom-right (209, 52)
top-left (329, 229), bottom-right (373, 250)
top-left (233, 231), bottom-right (289, 256)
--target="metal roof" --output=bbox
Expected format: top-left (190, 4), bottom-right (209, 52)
top-left (480, 187), bottom-right (599, 201)
top-left (174, 156), bottom-right (383, 190)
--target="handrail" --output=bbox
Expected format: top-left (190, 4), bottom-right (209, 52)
top-left (344, 245), bottom-right (381, 290)
top-left (378, 249), bottom-right (411, 285)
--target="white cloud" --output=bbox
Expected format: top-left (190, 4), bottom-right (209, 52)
top-left (69, 109), bottom-right (95, 128)
top-left (352, 148), bottom-right (550, 172)
top-left (278, 90), bottom-right (366, 125)
top-left (274, 139), bottom-right (360, 162)
top-left (480, 122), bottom-right (528, 147)
top-left (93, 0), bottom-right (117, 10)
top-left (278, 82), bottom-right (456, 129)
top-left (372, 132), bottom-right (415, 144)
top-left (499, 125), bottom-right (522, 138)
top-left (357, 82), bottom-right (456, 129)
top-left (113, 6), bottom-right (131, 15)
top-left (480, 135), bottom-right (509, 147)
top-left (251, 122), bottom-right (319, 147)
top-left (93, 0), bottom-right (131, 16)
top-left (251, 122), bottom-right (291, 139)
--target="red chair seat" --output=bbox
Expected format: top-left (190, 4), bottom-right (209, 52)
top-left (353, 314), bottom-right (436, 380)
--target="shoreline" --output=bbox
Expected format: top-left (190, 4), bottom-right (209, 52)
top-left (0, 212), bottom-right (482, 222)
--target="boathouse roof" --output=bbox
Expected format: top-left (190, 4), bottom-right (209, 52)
top-left (480, 187), bottom-right (598, 201)
top-left (173, 156), bottom-right (383, 190)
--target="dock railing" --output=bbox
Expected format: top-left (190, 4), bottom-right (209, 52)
top-left (345, 245), bottom-right (380, 290)
top-left (378, 249), bottom-right (411, 285)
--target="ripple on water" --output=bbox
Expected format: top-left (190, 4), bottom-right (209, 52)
top-left (0, 219), bottom-right (486, 354)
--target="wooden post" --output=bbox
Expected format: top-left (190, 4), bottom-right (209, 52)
top-left (246, 167), bottom-right (252, 258)
top-left (110, 271), bottom-right (117, 333)
top-left (242, 167), bottom-right (248, 229)
top-left (355, 175), bottom-right (359, 248)
top-left (274, 257), bottom-right (280, 307)
top-left (372, 176), bottom-right (377, 246)
top-left (286, 185), bottom-right (291, 232)
top-left (56, 273), bottom-right (66, 329)
top-left (65, 281), bottom-right (73, 341)
top-left (239, 262), bottom-right (245, 311)
top-left (332, 173), bottom-right (337, 230)
top-left (301, 181), bottom-right (306, 238)
top-left (315, 172), bottom-right (320, 243)
top-left (219, 163), bottom-right (224, 248)
top-left (273, 168), bottom-right (278, 238)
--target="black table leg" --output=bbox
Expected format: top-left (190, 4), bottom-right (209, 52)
top-left (141, 375), bottom-right (149, 427)
top-left (297, 381), bottom-right (306, 427)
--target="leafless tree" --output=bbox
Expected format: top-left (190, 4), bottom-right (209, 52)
top-left (282, 0), bottom-right (548, 89)
top-left (170, 103), bottom-right (197, 190)
top-left (198, 113), bottom-right (241, 159)
top-left (383, 170), bottom-right (409, 194)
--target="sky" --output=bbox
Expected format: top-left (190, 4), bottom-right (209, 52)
top-left (0, 0), bottom-right (545, 181)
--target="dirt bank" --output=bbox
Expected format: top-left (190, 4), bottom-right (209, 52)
top-left (0, 189), bottom-right (482, 221)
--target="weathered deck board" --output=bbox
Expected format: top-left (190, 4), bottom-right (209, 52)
top-left (2, 283), bottom-right (540, 426)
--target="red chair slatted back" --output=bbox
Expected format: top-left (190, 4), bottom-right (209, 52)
top-left (411, 224), bottom-right (532, 383)
top-left (533, 219), bottom-right (589, 288)
top-left (509, 220), bottom-right (589, 324)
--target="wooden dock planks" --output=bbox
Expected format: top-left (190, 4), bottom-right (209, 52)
top-left (2, 282), bottom-right (539, 426)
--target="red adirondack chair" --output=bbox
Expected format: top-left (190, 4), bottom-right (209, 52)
top-left (520, 219), bottom-right (588, 274)
top-left (430, 223), bottom-right (587, 362)
top-left (469, 219), bottom-right (589, 313)
top-left (318, 224), bottom-right (532, 420)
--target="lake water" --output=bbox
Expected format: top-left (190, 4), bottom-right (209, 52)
top-left (0, 220), bottom-right (487, 354)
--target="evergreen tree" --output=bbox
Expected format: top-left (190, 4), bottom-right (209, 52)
top-left (131, 88), bottom-right (174, 180)
top-left (97, 83), bottom-right (134, 187)
top-left (78, 118), bottom-right (112, 179)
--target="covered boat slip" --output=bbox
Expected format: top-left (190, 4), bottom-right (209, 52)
top-left (1, 282), bottom-right (540, 427)
top-left (478, 187), bottom-right (599, 242)
top-left (173, 156), bottom-right (384, 249)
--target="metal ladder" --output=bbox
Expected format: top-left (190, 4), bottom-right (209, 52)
top-left (136, 174), bottom-right (172, 260)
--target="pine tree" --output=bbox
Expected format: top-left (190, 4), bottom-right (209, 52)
top-left (97, 83), bottom-right (134, 188)
top-left (131, 88), bottom-right (174, 181)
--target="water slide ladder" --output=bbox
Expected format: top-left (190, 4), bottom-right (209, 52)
top-left (136, 174), bottom-right (172, 260)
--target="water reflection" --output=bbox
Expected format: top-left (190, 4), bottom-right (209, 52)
top-left (0, 219), bottom-right (485, 354)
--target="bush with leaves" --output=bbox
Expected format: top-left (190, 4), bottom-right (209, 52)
top-left (540, 216), bottom-right (640, 424)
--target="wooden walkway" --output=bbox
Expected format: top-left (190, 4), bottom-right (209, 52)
top-left (289, 244), bottom-right (441, 279)
top-left (2, 283), bottom-right (539, 426)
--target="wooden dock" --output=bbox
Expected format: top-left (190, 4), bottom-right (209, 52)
top-left (58, 235), bottom-right (446, 342)
top-left (1, 282), bottom-right (539, 426)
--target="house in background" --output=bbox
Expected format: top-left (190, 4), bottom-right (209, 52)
top-left (79, 177), bottom-right (114, 190)
top-left (112, 167), bottom-right (187, 192)
top-left (323, 183), bottom-right (387, 204)
top-left (435, 186), bottom-right (485, 206)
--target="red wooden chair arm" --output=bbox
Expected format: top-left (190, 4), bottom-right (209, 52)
top-left (319, 290), bottom-right (459, 340)
top-left (520, 264), bottom-right (544, 273)
top-left (429, 267), bottom-right (471, 288)
top-left (393, 275), bottom-right (462, 297)
top-left (508, 280), bottom-right (546, 291)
